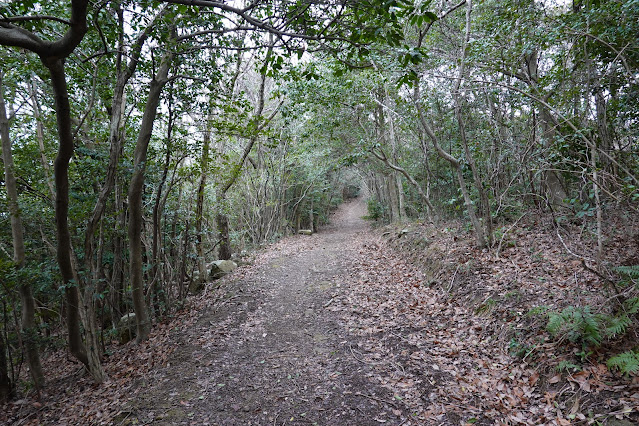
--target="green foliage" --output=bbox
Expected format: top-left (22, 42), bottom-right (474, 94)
top-left (475, 297), bottom-right (496, 315)
top-left (547, 295), bottom-right (639, 368)
top-left (547, 306), bottom-right (603, 347)
top-left (607, 351), bottom-right (639, 375)
top-left (509, 338), bottom-right (533, 359)
top-left (615, 265), bottom-right (639, 281)
top-left (365, 198), bottom-right (385, 221)
top-left (604, 314), bottom-right (632, 338)
top-left (556, 360), bottom-right (582, 373)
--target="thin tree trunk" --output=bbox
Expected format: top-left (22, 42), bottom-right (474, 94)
top-left (216, 211), bottom-right (231, 260)
top-left (385, 90), bottom-right (406, 220)
top-left (196, 114), bottom-right (211, 267)
top-left (110, 179), bottom-right (126, 322)
top-left (452, 0), bottom-right (492, 246)
top-left (151, 115), bottom-right (173, 315)
top-left (371, 148), bottom-right (435, 221)
top-left (414, 86), bottom-right (486, 247)
top-left (128, 47), bottom-right (174, 342)
top-left (47, 58), bottom-right (96, 378)
top-left (0, 71), bottom-right (45, 390)
top-left (0, 0), bottom-right (105, 382)
top-left (28, 77), bottom-right (55, 201)
top-left (216, 44), bottom-right (276, 258)
top-left (179, 218), bottom-right (190, 299)
top-left (0, 331), bottom-right (12, 402)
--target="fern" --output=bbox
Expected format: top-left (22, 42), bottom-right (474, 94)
top-left (547, 310), bottom-right (568, 336)
top-left (556, 360), bottom-right (581, 373)
top-left (604, 314), bottom-right (631, 338)
top-left (607, 351), bottom-right (639, 375)
top-left (624, 297), bottom-right (639, 315)
top-left (581, 306), bottom-right (603, 346)
top-left (547, 306), bottom-right (603, 348)
top-left (527, 305), bottom-right (549, 317)
top-left (614, 265), bottom-right (639, 280)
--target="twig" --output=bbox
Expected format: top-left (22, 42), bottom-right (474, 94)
top-left (581, 260), bottom-right (622, 298)
top-left (447, 265), bottom-right (461, 293)
top-left (323, 297), bottom-right (336, 308)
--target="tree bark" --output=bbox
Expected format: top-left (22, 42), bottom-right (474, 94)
top-left (216, 211), bottom-right (231, 260)
top-left (48, 58), bottom-right (87, 369)
top-left (110, 179), bottom-right (126, 323)
top-left (28, 76), bottom-right (55, 201)
top-left (0, 0), bottom-right (106, 383)
top-left (0, 71), bottom-right (45, 390)
top-left (371, 148), bottom-right (435, 220)
top-left (414, 86), bottom-right (486, 247)
top-left (151, 93), bottom-right (174, 315)
top-left (84, 9), bottom-right (163, 289)
top-left (196, 117), bottom-right (211, 272)
top-left (0, 332), bottom-right (13, 402)
top-left (128, 47), bottom-right (174, 342)
top-left (216, 44), bottom-right (275, 258)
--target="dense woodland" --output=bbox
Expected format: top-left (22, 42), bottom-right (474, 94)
top-left (0, 0), bottom-right (638, 411)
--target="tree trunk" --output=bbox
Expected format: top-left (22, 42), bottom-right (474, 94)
top-left (216, 44), bottom-right (275, 257)
top-left (110, 179), bottom-right (126, 323)
top-left (28, 77), bottom-right (56, 201)
top-left (309, 196), bottom-right (315, 233)
top-left (452, 0), bottom-right (491, 246)
top-left (0, 71), bottom-right (45, 390)
top-left (179, 218), bottom-right (190, 299)
top-left (128, 48), bottom-right (174, 342)
top-left (385, 90), bottom-right (406, 221)
top-left (539, 107), bottom-right (567, 206)
top-left (151, 83), bottom-right (177, 316)
top-left (0, 0), bottom-right (105, 382)
top-left (46, 58), bottom-right (105, 380)
top-left (594, 86), bottom-right (612, 174)
top-left (415, 87), bottom-right (486, 247)
top-left (217, 210), bottom-right (232, 260)
top-left (196, 116), bottom-right (211, 271)
top-left (0, 332), bottom-right (13, 402)
top-left (371, 148), bottom-right (435, 221)
top-left (151, 124), bottom-right (172, 316)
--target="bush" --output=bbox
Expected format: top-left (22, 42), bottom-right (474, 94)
top-left (365, 198), bottom-right (385, 221)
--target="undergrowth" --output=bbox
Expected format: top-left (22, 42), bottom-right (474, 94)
top-left (541, 265), bottom-right (639, 375)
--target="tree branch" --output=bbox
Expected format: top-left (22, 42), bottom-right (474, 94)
top-left (1, 15), bottom-right (72, 26)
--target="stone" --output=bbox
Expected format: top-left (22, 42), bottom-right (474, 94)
top-left (209, 260), bottom-right (238, 280)
top-left (189, 276), bottom-right (204, 294)
top-left (298, 229), bottom-right (313, 235)
top-left (118, 313), bottom-right (137, 344)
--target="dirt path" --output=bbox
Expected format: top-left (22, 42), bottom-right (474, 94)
top-left (124, 200), bottom-right (409, 425)
top-left (6, 199), bottom-right (638, 425)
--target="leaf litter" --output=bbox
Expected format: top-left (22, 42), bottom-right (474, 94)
top-left (2, 201), bottom-right (639, 425)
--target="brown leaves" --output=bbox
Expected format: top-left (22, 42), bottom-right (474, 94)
top-left (336, 218), bottom-right (639, 424)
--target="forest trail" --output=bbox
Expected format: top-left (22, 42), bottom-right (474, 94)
top-left (124, 199), bottom-right (412, 425)
top-left (8, 198), bottom-right (634, 425)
